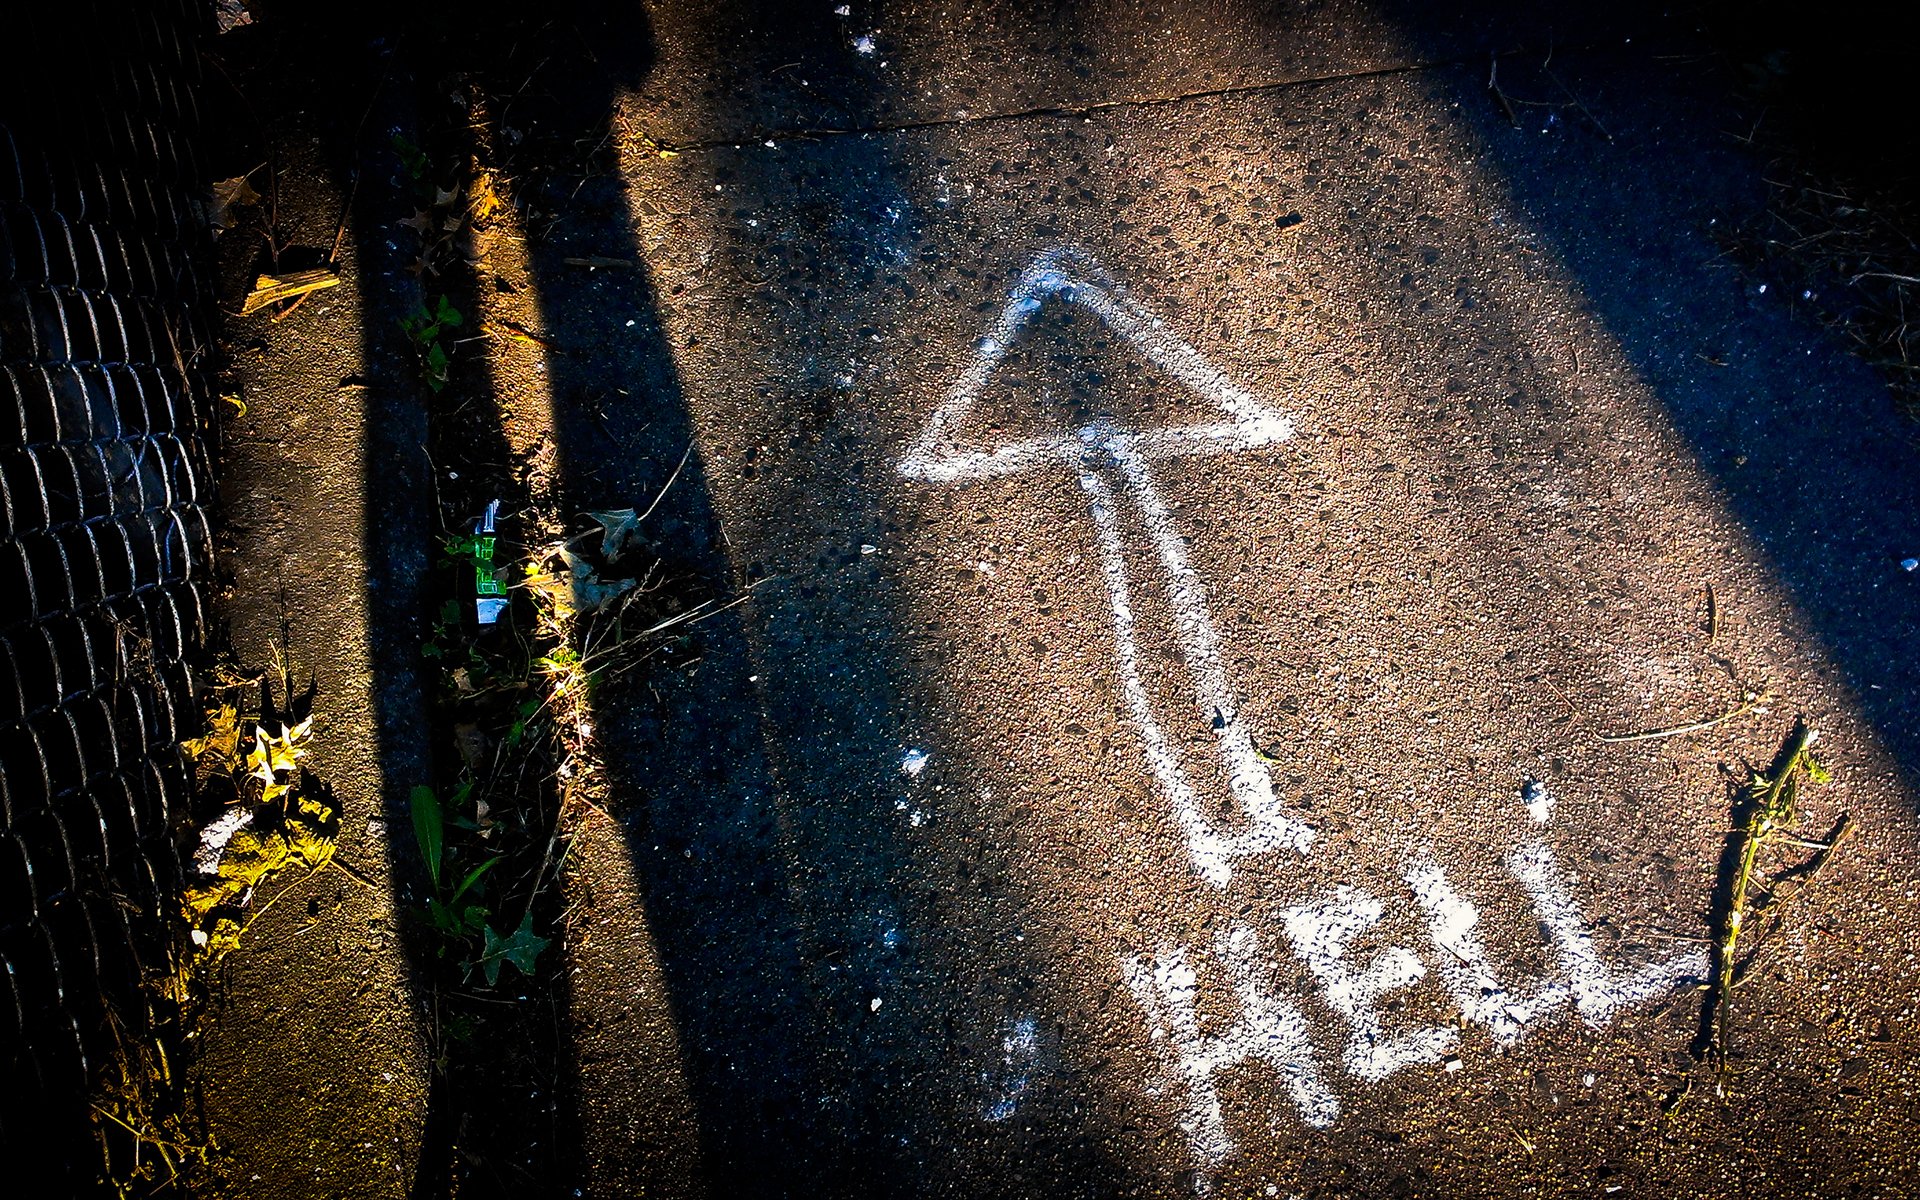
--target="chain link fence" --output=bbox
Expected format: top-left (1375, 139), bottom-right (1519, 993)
top-left (1, 0), bottom-right (219, 1182)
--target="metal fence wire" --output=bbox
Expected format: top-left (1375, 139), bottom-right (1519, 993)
top-left (1, 0), bottom-right (218, 1180)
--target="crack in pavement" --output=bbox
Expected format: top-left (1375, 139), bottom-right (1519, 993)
top-left (642, 40), bottom-right (1605, 155)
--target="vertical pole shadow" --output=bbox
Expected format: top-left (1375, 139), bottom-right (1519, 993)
top-left (462, 3), bottom-right (1143, 1194)
top-left (230, 2), bottom-right (589, 1193)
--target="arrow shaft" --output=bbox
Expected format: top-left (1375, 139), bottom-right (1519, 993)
top-left (1080, 466), bottom-right (1222, 881)
top-left (1109, 441), bottom-right (1278, 824)
top-left (1078, 441), bottom-right (1313, 886)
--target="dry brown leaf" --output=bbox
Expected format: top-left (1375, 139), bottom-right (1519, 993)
top-left (209, 174), bottom-right (260, 233)
top-left (240, 268), bottom-right (339, 316)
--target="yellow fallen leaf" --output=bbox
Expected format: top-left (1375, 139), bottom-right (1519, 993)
top-left (245, 727), bottom-right (273, 784)
top-left (182, 702), bottom-right (241, 760)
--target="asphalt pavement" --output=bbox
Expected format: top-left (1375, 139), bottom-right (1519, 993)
top-left (201, 3), bottom-right (1920, 1196)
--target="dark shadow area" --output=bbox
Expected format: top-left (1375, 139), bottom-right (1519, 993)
top-left (1362, 8), bottom-right (1920, 773)
top-left (1700, 0), bottom-right (1920, 196)
top-left (448, 6), bottom-right (1140, 1193)
top-left (206, 3), bottom-right (583, 1194)
top-left (214, 0), bottom-right (1144, 1195)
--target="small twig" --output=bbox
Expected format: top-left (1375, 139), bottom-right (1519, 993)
top-left (418, 442), bottom-right (456, 537)
top-left (637, 444), bottom-right (694, 523)
top-left (1850, 271), bottom-right (1920, 286)
top-left (1542, 60), bottom-right (1613, 142)
top-left (265, 144), bottom-right (283, 267)
top-left (244, 850), bottom-right (337, 925)
top-left (1704, 581), bottom-right (1719, 644)
top-left (489, 318), bottom-right (562, 352)
top-left (329, 854), bottom-right (379, 891)
top-left (626, 579), bottom-right (763, 637)
top-left (1489, 55), bottom-right (1521, 128)
top-left (1540, 673), bottom-right (1582, 724)
top-left (1600, 695), bottom-right (1761, 743)
top-left (518, 782), bottom-right (575, 929)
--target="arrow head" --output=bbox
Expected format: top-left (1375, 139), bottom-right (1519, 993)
top-left (900, 247), bottom-right (1294, 484)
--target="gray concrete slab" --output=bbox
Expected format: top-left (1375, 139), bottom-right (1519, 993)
top-left (189, 137), bottom-right (430, 1197)
top-left (629, 0), bottom-right (1679, 146)
top-left (192, 2), bottom-right (1920, 1196)
top-left (185, 29), bottom-right (438, 1197)
top-left (527, 7), bottom-right (1920, 1196)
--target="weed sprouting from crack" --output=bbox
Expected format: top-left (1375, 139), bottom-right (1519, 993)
top-left (408, 484), bottom-right (728, 995)
top-left (400, 294), bottom-right (464, 393)
top-left (1678, 718), bottom-right (1852, 1108)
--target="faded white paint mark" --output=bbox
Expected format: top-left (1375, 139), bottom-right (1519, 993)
top-left (1138, 844), bottom-right (1706, 1188)
top-left (1123, 925), bottom-right (1337, 1182)
top-left (1522, 778), bottom-right (1553, 824)
top-left (191, 806), bottom-right (256, 876)
top-left (899, 247), bottom-right (1309, 885)
top-left (1280, 887), bottom-right (1455, 1082)
top-left (983, 1015), bottom-right (1041, 1122)
top-left (1404, 853), bottom-right (1564, 1046)
top-left (900, 747), bottom-right (931, 777)
top-left (1507, 843), bottom-right (1708, 1024)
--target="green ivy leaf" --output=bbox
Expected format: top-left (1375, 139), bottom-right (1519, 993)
top-left (480, 911), bottom-right (550, 987)
top-left (410, 784), bottom-right (444, 891)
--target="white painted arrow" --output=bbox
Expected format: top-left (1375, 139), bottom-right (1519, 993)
top-left (899, 247), bottom-right (1310, 886)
